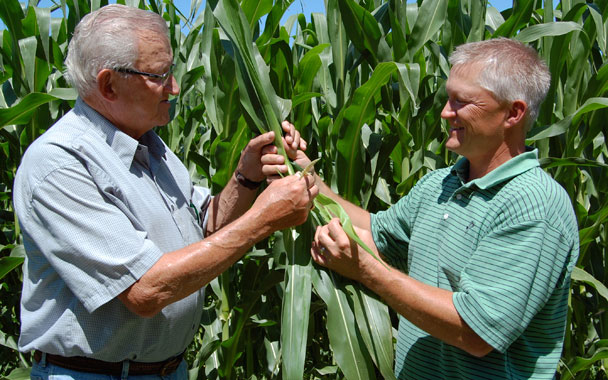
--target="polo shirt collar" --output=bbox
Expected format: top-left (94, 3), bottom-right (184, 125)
top-left (74, 98), bottom-right (166, 168)
top-left (451, 147), bottom-right (540, 189)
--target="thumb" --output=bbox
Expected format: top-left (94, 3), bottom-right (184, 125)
top-left (248, 131), bottom-right (276, 151)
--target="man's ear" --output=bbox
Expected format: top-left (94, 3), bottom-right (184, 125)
top-left (505, 100), bottom-right (527, 128)
top-left (96, 69), bottom-right (118, 101)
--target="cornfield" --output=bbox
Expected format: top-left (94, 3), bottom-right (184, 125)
top-left (1, 0), bottom-right (607, 379)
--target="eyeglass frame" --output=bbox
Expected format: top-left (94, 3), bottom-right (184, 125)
top-left (114, 64), bottom-right (174, 86)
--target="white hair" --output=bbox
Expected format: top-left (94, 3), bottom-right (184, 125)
top-left (449, 38), bottom-right (551, 130)
top-left (64, 4), bottom-right (168, 97)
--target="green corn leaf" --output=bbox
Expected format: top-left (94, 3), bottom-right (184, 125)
top-left (347, 284), bottom-right (396, 380)
top-left (407, 0), bottom-right (448, 59)
top-left (210, 118), bottom-right (250, 188)
top-left (326, 0), bottom-right (348, 111)
top-left (4, 367), bottom-right (31, 380)
top-left (280, 223), bottom-right (313, 379)
top-left (514, 21), bottom-right (584, 43)
top-left (493, 0), bottom-right (534, 37)
top-left (561, 346), bottom-right (608, 380)
top-left (528, 97), bottom-right (608, 141)
top-left (571, 267), bottom-right (608, 303)
top-left (18, 36), bottom-right (37, 93)
top-left (257, 0), bottom-right (294, 47)
top-left (292, 92), bottom-right (322, 108)
top-left (0, 92), bottom-right (58, 127)
top-left (48, 88), bottom-right (78, 100)
top-left (241, 0), bottom-right (272, 29)
top-left (0, 256), bottom-right (24, 281)
top-left (334, 61), bottom-right (398, 202)
top-left (211, 0), bottom-right (292, 173)
top-left (314, 192), bottom-right (388, 269)
top-left (337, 0), bottom-right (382, 67)
top-left (33, 6), bottom-right (51, 67)
top-left (312, 269), bottom-right (376, 380)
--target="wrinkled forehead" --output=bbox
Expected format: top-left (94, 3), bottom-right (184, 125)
top-left (449, 61), bottom-right (485, 81)
top-left (135, 30), bottom-right (173, 67)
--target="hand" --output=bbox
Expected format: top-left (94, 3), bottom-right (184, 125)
top-left (281, 120), bottom-right (307, 160)
top-left (311, 218), bottom-right (379, 281)
top-left (251, 173), bottom-right (318, 231)
top-left (238, 121), bottom-right (307, 182)
top-left (260, 121), bottom-right (310, 180)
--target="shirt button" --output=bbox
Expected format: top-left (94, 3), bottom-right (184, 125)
top-left (443, 213), bottom-right (449, 220)
top-left (456, 194), bottom-right (462, 200)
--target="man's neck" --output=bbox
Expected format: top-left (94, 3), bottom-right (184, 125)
top-left (466, 142), bottom-right (525, 182)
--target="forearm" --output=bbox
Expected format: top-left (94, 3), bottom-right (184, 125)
top-left (358, 258), bottom-right (493, 357)
top-left (206, 172), bottom-right (258, 234)
top-left (119, 206), bottom-right (272, 317)
top-left (315, 174), bottom-right (371, 230)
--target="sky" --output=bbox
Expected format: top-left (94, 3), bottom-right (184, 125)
top-left (158, 0), bottom-right (514, 23)
top-left (2, 0), bottom-right (516, 30)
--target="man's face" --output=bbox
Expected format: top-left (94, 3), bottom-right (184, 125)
top-left (441, 63), bottom-right (511, 162)
top-left (113, 30), bottom-right (179, 139)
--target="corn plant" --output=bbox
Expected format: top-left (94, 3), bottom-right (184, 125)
top-left (1, 0), bottom-right (608, 379)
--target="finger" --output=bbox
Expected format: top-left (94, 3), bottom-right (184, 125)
top-left (290, 129), bottom-right (300, 150)
top-left (262, 165), bottom-right (289, 177)
top-left (260, 153), bottom-right (285, 166)
top-left (308, 184), bottom-right (319, 200)
top-left (248, 131), bottom-right (275, 151)
top-left (310, 243), bottom-right (328, 266)
top-left (301, 174), bottom-right (317, 189)
top-left (265, 174), bottom-right (283, 183)
top-left (326, 218), bottom-right (343, 240)
top-left (281, 121), bottom-right (295, 144)
top-left (281, 120), bottom-right (295, 135)
top-left (314, 225), bottom-right (322, 244)
top-left (260, 145), bottom-right (278, 155)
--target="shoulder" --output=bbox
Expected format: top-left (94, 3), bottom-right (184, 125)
top-left (407, 167), bottom-right (453, 195)
top-left (14, 110), bottom-right (93, 211)
top-left (497, 167), bottom-right (578, 240)
top-left (17, 114), bottom-right (84, 180)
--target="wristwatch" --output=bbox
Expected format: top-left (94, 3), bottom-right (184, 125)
top-left (235, 171), bottom-right (263, 189)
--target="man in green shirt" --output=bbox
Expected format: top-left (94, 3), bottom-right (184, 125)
top-left (266, 38), bottom-right (579, 379)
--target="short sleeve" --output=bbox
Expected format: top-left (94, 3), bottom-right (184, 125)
top-left (371, 171), bottom-right (440, 270)
top-left (453, 219), bottom-right (573, 352)
top-left (23, 163), bottom-right (164, 313)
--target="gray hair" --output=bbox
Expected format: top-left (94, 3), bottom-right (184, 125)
top-left (449, 38), bottom-right (551, 130)
top-left (64, 4), bottom-right (168, 97)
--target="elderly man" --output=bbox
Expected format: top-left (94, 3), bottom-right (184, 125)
top-left (13, 4), bottom-right (317, 379)
top-left (267, 38), bottom-right (579, 379)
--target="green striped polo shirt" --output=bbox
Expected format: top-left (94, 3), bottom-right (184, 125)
top-left (371, 149), bottom-right (579, 380)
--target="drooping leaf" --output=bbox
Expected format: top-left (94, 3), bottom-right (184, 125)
top-left (0, 92), bottom-right (58, 127)
top-left (312, 269), bottom-right (376, 380)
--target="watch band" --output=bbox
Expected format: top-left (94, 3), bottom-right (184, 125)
top-left (235, 171), bottom-right (263, 189)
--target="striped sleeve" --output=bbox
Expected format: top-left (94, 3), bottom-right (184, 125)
top-left (453, 219), bottom-right (572, 352)
top-left (453, 172), bottom-right (577, 353)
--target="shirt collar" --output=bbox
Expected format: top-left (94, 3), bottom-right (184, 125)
top-left (451, 147), bottom-right (540, 190)
top-left (74, 98), bottom-right (166, 168)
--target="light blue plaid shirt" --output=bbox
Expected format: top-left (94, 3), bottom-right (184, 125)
top-left (14, 98), bottom-right (211, 362)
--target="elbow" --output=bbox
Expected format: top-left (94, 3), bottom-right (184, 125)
top-left (461, 336), bottom-right (493, 358)
top-left (127, 303), bottom-right (161, 318)
top-left (118, 285), bottom-right (164, 318)
top-left (466, 344), bottom-right (493, 358)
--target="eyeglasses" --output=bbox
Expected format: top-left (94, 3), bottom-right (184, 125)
top-left (114, 64), bottom-right (174, 86)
